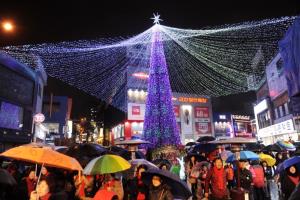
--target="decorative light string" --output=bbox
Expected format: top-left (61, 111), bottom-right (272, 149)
top-left (0, 16), bottom-right (295, 110)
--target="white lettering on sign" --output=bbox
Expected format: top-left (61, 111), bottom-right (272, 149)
top-left (232, 115), bottom-right (250, 120)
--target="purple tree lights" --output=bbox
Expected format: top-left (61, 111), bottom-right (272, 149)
top-left (143, 22), bottom-right (181, 149)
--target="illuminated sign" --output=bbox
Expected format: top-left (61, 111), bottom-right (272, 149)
top-left (178, 97), bottom-right (208, 103)
top-left (231, 115), bottom-right (250, 120)
top-left (132, 72), bottom-right (149, 79)
top-left (219, 115), bottom-right (226, 120)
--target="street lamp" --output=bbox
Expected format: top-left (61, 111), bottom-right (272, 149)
top-left (1, 20), bottom-right (14, 32)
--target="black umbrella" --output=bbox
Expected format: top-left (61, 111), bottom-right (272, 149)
top-left (262, 144), bottom-right (283, 153)
top-left (0, 169), bottom-right (17, 186)
top-left (197, 136), bottom-right (215, 143)
top-left (192, 143), bottom-right (217, 153)
top-left (65, 143), bottom-right (107, 167)
top-left (142, 168), bottom-right (192, 199)
top-left (152, 159), bottom-right (172, 168)
top-left (185, 142), bottom-right (196, 146)
top-left (244, 143), bottom-right (265, 152)
top-left (107, 146), bottom-right (145, 160)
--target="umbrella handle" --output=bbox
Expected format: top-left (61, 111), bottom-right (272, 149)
top-left (36, 163), bottom-right (44, 190)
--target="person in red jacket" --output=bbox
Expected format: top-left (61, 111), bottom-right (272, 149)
top-left (250, 160), bottom-right (265, 200)
top-left (205, 158), bottom-right (229, 200)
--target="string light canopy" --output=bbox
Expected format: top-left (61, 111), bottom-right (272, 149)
top-left (1, 16), bottom-right (295, 110)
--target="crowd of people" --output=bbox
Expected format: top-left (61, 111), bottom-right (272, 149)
top-left (1, 145), bottom-right (300, 200)
top-left (185, 151), bottom-right (300, 200)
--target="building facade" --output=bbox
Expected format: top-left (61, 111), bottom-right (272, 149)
top-left (112, 66), bottom-right (214, 144)
top-left (0, 53), bottom-right (47, 150)
top-left (254, 53), bottom-right (299, 145)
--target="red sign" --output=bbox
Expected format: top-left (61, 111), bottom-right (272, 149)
top-left (132, 106), bottom-right (141, 115)
top-left (33, 113), bottom-right (45, 123)
top-left (178, 97), bottom-right (208, 103)
top-left (195, 122), bottom-right (211, 134)
top-left (173, 105), bottom-right (180, 117)
top-left (194, 107), bottom-right (209, 118)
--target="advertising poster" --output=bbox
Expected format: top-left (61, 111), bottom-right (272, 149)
top-left (128, 103), bottom-right (145, 120)
top-left (194, 107), bottom-right (209, 118)
top-left (195, 122), bottom-right (211, 134)
top-left (173, 105), bottom-right (180, 118)
top-left (181, 105), bottom-right (193, 134)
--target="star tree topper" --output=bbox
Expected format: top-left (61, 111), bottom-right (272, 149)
top-left (151, 13), bottom-right (163, 24)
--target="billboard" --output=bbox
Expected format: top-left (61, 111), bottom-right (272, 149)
top-left (195, 122), bottom-right (211, 135)
top-left (128, 103), bottom-right (145, 120)
top-left (194, 107), bottom-right (209, 118)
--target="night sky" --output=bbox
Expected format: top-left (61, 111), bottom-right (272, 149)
top-left (1, 1), bottom-right (299, 125)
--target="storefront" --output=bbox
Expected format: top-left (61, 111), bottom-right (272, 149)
top-left (257, 119), bottom-right (297, 145)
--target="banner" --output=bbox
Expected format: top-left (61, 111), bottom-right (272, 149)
top-left (194, 107), bottom-right (209, 118)
top-left (181, 105), bottom-right (193, 134)
top-left (195, 122), bottom-right (211, 134)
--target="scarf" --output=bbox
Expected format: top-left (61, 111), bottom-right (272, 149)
top-left (213, 166), bottom-right (225, 190)
top-left (40, 193), bottom-right (51, 200)
top-left (288, 175), bottom-right (300, 186)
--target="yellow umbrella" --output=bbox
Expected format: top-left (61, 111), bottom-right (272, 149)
top-left (259, 153), bottom-right (276, 167)
top-left (0, 145), bottom-right (82, 171)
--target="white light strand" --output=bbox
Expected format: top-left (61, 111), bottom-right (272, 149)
top-left (1, 16), bottom-right (295, 110)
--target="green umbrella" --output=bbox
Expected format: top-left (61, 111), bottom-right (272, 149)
top-left (83, 154), bottom-right (131, 175)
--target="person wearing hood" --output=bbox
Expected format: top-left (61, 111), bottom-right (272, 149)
top-left (148, 175), bottom-right (173, 200)
top-left (279, 165), bottom-right (300, 200)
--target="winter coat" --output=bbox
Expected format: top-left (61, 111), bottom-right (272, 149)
top-left (148, 184), bottom-right (173, 200)
top-left (238, 168), bottom-right (252, 191)
top-left (263, 166), bottom-right (275, 180)
top-left (250, 165), bottom-right (265, 188)
top-left (93, 189), bottom-right (117, 200)
top-left (205, 167), bottom-right (229, 199)
top-left (126, 177), bottom-right (148, 200)
top-left (288, 182), bottom-right (300, 200)
top-left (280, 171), bottom-right (300, 200)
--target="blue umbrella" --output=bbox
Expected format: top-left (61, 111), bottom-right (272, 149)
top-left (226, 151), bottom-right (259, 163)
top-left (275, 156), bottom-right (300, 174)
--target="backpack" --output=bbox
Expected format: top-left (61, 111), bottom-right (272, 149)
top-left (250, 165), bottom-right (265, 188)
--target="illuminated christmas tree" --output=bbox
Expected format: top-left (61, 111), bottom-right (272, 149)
top-left (143, 14), bottom-right (181, 148)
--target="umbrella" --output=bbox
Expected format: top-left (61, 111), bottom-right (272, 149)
top-left (83, 154), bottom-right (131, 175)
top-left (142, 168), bottom-right (192, 199)
top-left (259, 153), bottom-right (276, 167)
top-left (0, 169), bottom-right (17, 186)
top-left (275, 156), bottom-right (300, 174)
top-left (192, 143), bottom-right (217, 153)
top-left (276, 141), bottom-right (296, 151)
top-left (244, 143), bottom-right (265, 152)
top-left (226, 151), bottom-right (259, 163)
top-left (152, 159), bottom-right (172, 169)
top-left (185, 142), bottom-right (196, 146)
top-left (106, 146), bottom-right (145, 160)
top-left (220, 150), bottom-right (233, 161)
top-left (66, 143), bottom-right (107, 158)
top-left (130, 159), bottom-right (158, 169)
top-left (0, 145), bottom-right (82, 171)
top-left (262, 144), bottom-right (283, 152)
top-left (197, 136), bottom-right (215, 143)
top-left (123, 159), bottom-right (158, 179)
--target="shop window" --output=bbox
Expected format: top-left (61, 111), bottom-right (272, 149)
top-left (274, 108), bottom-right (278, 119)
top-left (276, 58), bottom-right (284, 76)
top-left (257, 110), bottom-right (271, 129)
top-left (279, 106), bottom-right (283, 118)
top-left (284, 103), bottom-right (289, 115)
